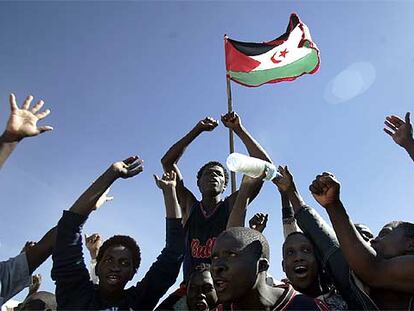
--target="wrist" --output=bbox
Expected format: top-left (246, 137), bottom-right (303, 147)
top-left (106, 165), bottom-right (121, 181)
top-left (324, 199), bottom-right (342, 210)
top-left (402, 138), bottom-right (414, 150)
top-left (1, 130), bottom-right (22, 143)
top-left (232, 124), bottom-right (244, 135)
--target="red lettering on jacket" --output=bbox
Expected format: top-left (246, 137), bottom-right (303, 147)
top-left (191, 238), bottom-right (216, 258)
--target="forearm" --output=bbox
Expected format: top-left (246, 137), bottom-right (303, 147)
top-left (227, 194), bottom-right (249, 228)
top-left (234, 125), bottom-right (272, 162)
top-left (0, 132), bottom-right (19, 168)
top-left (162, 188), bottom-right (182, 219)
top-left (280, 191), bottom-right (300, 238)
top-left (326, 201), bottom-right (378, 279)
top-left (69, 167), bottom-right (117, 216)
top-left (161, 126), bottom-right (202, 169)
top-left (25, 227), bottom-right (56, 274)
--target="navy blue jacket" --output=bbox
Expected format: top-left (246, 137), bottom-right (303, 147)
top-left (52, 211), bottom-right (184, 310)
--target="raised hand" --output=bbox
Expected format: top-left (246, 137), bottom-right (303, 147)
top-left (153, 170), bottom-right (177, 191)
top-left (195, 117), bottom-right (219, 132)
top-left (110, 156), bottom-right (143, 179)
top-left (221, 111), bottom-right (242, 130)
top-left (384, 112), bottom-right (413, 148)
top-left (249, 213), bottom-right (268, 233)
top-left (273, 165), bottom-right (295, 193)
top-left (28, 274), bottom-right (42, 296)
top-left (85, 233), bottom-right (103, 260)
top-left (4, 94), bottom-right (53, 142)
top-left (309, 172), bottom-right (341, 209)
top-left (93, 187), bottom-right (114, 210)
top-left (20, 241), bottom-right (36, 254)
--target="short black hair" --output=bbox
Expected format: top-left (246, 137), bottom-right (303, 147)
top-left (197, 161), bottom-right (229, 188)
top-left (282, 231), bottom-right (309, 252)
top-left (219, 227), bottom-right (270, 260)
top-left (186, 263), bottom-right (212, 286)
top-left (96, 235), bottom-right (141, 272)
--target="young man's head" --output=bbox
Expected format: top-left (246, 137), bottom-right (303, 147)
top-left (282, 232), bottom-right (320, 296)
top-left (370, 221), bottom-right (414, 258)
top-left (210, 227), bottom-right (270, 304)
top-left (18, 291), bottom-right (57, 311)
top-left (197, 161), bottom-right (229, 196)
top-left (186, 264), bottom-right (218, 311)
top-left (95, 235), bottom-right (141, 294)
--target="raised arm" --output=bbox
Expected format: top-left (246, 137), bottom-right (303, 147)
top-left (221, 112), bottom-right (272, 206)
top-left (310, 173), bottom-right (414, 293)
top-left (0, 94), bottom-right (53, 169)
top-left (384, 112), bottom-right (414, 162)
top-left (129, 171), bottom-right (184, 310)
top-left (272, 166), bottom-right (301, 238)
top-left (25, 226), bottom-right (57, 274)
top-left (161, 117), bottom-right (218, 221)
top-left (52, 156), bottom-right (143, 309)
top-left (153, 171), bottom-right (182, 219)
top-left (226, 175), bottom-right (263, 229)
top-left (69, 156), bottom-right (143, 216)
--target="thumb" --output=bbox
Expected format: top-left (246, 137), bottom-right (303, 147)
top-left (38, 125), bottom-right (53, 134)
top-left (405, 112), bottom-right (411, 125)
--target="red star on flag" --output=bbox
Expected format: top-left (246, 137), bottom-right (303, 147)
top-left (279, 48), bottom-right (289, 58)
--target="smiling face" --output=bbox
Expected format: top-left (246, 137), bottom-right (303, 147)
top-left (282, 233), bottom-right (319, 293)
top-left (187, 270), bottom-right (218, 311)
top-left (210, 232), bottom-right (260, 303)
top-left (96, 245), bottom-right (135, 294)
top-left (197, 165), bottom-right (226, 196)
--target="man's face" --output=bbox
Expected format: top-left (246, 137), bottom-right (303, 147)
top-left (96, 245), bottom-right (135, 293)
top-left (210, 233), bottom-right (259, 303)
top-left (370, 224), bottom-right (410, 258)
top-left (282, 234), bottom-right (319, 292)
top-left (187, 270), bottom-right (218, 311)
top-left (198, 165), bottom-right (226, 196)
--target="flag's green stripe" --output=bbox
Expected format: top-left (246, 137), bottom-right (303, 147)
top-left (228, 49), bottom-right (319, 87)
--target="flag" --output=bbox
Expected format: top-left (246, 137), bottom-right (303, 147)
top-left (225, 13), bottom-right (320, 87)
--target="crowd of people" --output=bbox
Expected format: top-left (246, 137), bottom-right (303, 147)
top-left (0, 93), bottom-right (413, 310)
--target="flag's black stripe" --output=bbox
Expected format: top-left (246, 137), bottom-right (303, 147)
top-left (228, 39), bottom-right (276, 56)
top-left (228, 13), bottom-right (300, 57)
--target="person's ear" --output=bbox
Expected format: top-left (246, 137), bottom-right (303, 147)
top-left (258, 258), bottom-right (269, 273)
top-left (281, 260), bottom-right (286, 273)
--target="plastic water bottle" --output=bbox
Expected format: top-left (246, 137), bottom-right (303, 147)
top-left (226, 153), bottom-right (280, 181)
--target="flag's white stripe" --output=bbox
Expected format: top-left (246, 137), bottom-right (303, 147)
top-left (251, 25), bottom-right (311, 71)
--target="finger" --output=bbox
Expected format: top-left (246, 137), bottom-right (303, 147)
top-left (388, 115), bottom-right (405, 124)
top-left (170, 170), bottom-right (176, 180)
top-left (9, 93), bottom-right (18, 111)
top-left (384, 120), bottom-right (397, 132)
top-left (309, 183), bottom-right (322, 195)
top-left (153, 174), bottom-right (160, 184)
top-left (405, 112), bottom-right (411, 125)
top-left (383, 128), bottom-right (394, 137)
top-left (128, 158), bottom-right (144, 170)
top-left (123, 155), bottom-right (139, 165)
top-left (38, 125), bottom-right (53, 133)
top-left (36, 109), bottom-right (51, 120)
top-left (264, 214), bottom-right (269, 222)
top-left (127, 165), bottom-right (143, 176)
top-left (31, 100), bottom-right (44, 114)
top-left (22, 95), bottom-right (33, 110)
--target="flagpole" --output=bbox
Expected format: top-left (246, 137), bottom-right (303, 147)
top-left (226, 75), bottom-right (237, 194)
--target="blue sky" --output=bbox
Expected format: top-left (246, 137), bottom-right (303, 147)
top-left (0, 0), bottom-right (413, 303)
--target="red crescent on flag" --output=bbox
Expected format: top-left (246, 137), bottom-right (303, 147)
top-left (270, 52), bottom-right (281, 64)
